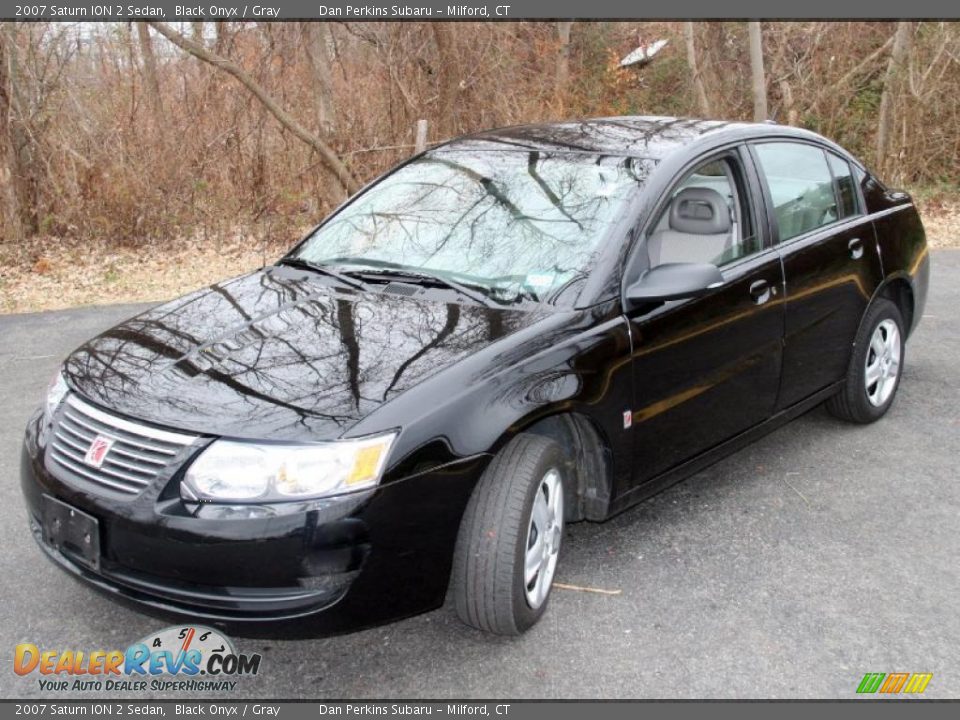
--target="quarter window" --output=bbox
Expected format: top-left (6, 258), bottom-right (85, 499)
top-left (753, 142), bottom-right (839, 242)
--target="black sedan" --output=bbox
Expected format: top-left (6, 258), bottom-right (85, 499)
top-left (21, 117), bottom-right (929, 636)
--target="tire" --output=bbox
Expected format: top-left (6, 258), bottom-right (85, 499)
top-left (826, 298), bottom-right (905, 424)
top-left (450, 434), bottom-right (566, 635)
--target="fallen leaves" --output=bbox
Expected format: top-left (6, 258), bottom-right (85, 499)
top-left (0, 233), bottom-right (294, 314)
top-left (918, 196), bottom-right (960, 249)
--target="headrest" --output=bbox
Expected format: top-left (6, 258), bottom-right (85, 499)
top-left (669, 187), bottom-right (731, 235)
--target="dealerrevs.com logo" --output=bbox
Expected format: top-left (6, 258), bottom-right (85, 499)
top-left (14, 625), bottom-right (262, 693)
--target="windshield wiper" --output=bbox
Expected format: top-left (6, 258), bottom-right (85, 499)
top-left (363, 269), bottom-right (498, 308)
top-left (278, 257), bottom-right (367, 291)
top-left (327, 258), bottom-right (497, 308)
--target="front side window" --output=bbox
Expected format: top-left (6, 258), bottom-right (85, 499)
top-left (646, 154), bottom-right (759, 268)
top-left (753, 142), bottom-right (839, 242)
top-left (293, 150), bottom-right (653, 302)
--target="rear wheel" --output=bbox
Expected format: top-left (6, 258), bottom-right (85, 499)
top-left (826, 298), bottom-right (905, 423)
top-left (450, 434), bottom-right (565, 635)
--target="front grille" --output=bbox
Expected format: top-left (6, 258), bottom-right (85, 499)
top-left (48, 394), bottom-right (199, 496)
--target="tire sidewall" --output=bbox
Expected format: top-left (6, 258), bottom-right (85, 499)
top-left (509, 445), bottom-right (566, 633)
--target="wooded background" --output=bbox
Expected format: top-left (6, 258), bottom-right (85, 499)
top-left (0, 21), bottom-right (957, 255)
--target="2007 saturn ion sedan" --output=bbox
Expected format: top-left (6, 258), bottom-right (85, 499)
top-left (22, 117), bottom-right (929, 636)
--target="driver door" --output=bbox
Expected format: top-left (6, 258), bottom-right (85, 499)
top-left (625, 147), bottom-right (785, 485)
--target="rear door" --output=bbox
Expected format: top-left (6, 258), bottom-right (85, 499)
top-left (749, 141), bottom-right (884, 409)
top-left (625, 146), bottom-right (785, 485)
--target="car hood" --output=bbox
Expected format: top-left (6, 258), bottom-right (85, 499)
top-left (63, 266), bottom-right (545, 441)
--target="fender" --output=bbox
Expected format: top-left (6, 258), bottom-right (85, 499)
top-left (853, 229), bottom-right (929, 344)
top-left (348, 301), bottom-right (634, 514)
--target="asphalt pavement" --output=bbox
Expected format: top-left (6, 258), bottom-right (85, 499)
top-left (2, 250), bottom-right (958, 699)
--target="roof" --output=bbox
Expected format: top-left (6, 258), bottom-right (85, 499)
top-left (440, 116), bottom-right (800, 160)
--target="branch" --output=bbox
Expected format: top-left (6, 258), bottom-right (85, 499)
top-left (147, 21), bottom-right (359, 195)
top-left (833, 33), bottom-right (895, 90)
top-left (808, 33), bottom-right (895, 114)
top-left (909, 32), bottom-right (950, 98)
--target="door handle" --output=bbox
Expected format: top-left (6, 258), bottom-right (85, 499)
top-left (848, 237), bottom-right (864, 260)
top-left (749, 279), bottom-right (771, 305)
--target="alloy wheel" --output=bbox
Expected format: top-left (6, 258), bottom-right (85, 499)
top-left (864, 319), bottom-right (901, 407)
top-left (523, 468), bottom-right (563, 609)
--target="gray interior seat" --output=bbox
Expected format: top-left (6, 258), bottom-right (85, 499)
top-left (647, 187), bottom-right (733, 266)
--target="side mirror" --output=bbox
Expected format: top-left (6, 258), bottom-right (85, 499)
top-left (625, 262), bottom-right (724, 304)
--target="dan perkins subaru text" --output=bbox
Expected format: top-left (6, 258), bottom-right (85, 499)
top-left (13, 626), bottom-right (261, 693)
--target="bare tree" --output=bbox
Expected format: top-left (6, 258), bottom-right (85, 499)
top-left (136, 22), bottom-right (163, 114)
top-left (748, 21), bottom-right (768, 121)
top-left (431, 23), bottom-right (460, 134)
top-left (214, 21), bottom-right (229, 53)
top-left (684, 22), bottom-right (711, 117)
top-left (876, 21), bottom-right (913, 173)
top-left (556, 21), bottom-right (573, 103)
top-left (148, 21), bottom-right (358, 194)
top-left (301, 22), bottom-right (336, 136)
top-left (2, 20), bottom-right (958, 259)
top-left (0, 23), bottom-right (23, 242)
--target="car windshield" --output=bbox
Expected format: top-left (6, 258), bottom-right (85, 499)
top-left (291, 149), bottom-right (653, 302)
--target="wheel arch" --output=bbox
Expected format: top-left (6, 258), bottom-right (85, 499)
top-left (864, 274), bottom-right (915, 340)
top-left (492, 410), bottom-right (614, 522)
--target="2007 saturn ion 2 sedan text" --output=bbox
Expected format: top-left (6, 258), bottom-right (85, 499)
top-left (22, 117), bottom-right (929, 636)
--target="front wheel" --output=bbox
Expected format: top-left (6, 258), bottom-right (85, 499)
top-left (826, 298), bottom-right (905, 423)
top-left (450, 434), bottom-right (566, 635)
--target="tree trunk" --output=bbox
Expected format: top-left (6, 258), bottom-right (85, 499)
top-left (0, 23), bottom-right (24, 243)
top-left (684, 22), bottom-right (711, 117)
top-left (876, 21), bottom-right (912, 175)
top-left (414, 119), bottom-right (428, 154)
top-left (136, 22), bottom-right (163, 114)
top-left (148, 21), bottom-right (359, 195)
top-left (778, 79), bottom-right (799, 126)
top-left (431, 23), bottom-right (460, 135)
top-left (214, 21), bottom-right (229, 53)
top-left (555, 21), bottom-right (573, 104)
top-left (748, 21), bottom-right (767, 122)
top-left (191, 20), bottom-right (205, 71)
top-left (301, 22), bottom-right (336, 136)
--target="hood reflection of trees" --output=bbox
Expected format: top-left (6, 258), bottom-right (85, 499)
top-left (66, 270), bottom-right (529, 436)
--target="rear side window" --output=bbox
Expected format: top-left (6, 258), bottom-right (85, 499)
top-left (753, 142), bottom-right (838, 242)
top-left (826, 152), bottom-right (860, 218)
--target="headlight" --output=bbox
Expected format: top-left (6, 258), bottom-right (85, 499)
top-left (43, 370), bottom-right (69, 425)
top-left (181, 432), bottom-right (397, 503)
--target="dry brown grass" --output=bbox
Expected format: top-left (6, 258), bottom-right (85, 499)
top-left (2, 200), bottom-right (956, 316)
top-left (918, 198), bottom-right (960, 249)
top-left (0, 233), bottom-right (292, 314)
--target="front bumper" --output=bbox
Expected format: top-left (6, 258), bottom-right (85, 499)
top-left (21, 409), bottom-right (487, 636)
